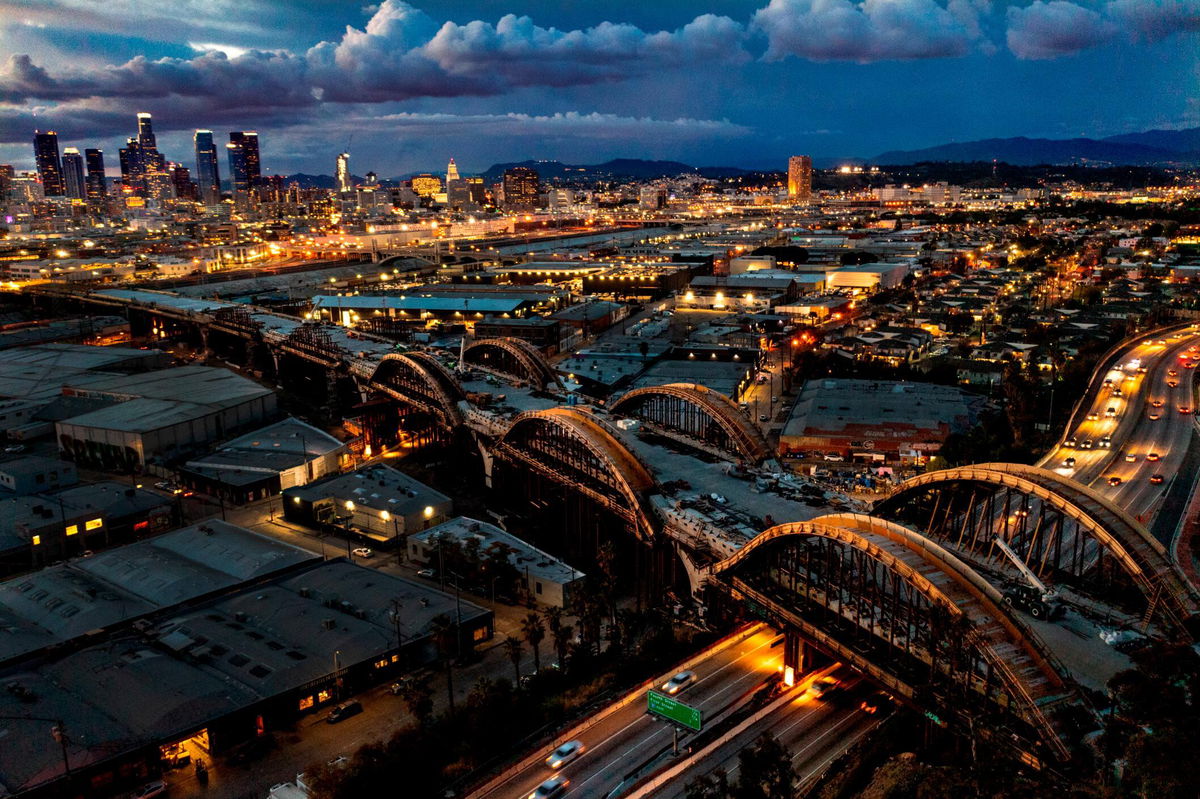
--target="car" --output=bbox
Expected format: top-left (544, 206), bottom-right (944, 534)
top-left (326, 701), bottom-right (363, 723)
top-left (1086, 411), bottom-right (1099, 421)
top-left (1169, 369), bottom-right (1178, 377)
top-left (154, 481), bottom-right (171, 490)
top-left (1112, 387), bottom-right (1123, 397)
top-left (1147, 452), bottom-right (1161, 461)
top-left (1187, 362), bottom-right (1197, 369)
top-left (823, 454), bottom-right (844, 462)
top-left (1152, 399), bottom-right (1164, 408)
top-left (1100, 437), bottom-right (1112, 448)
top-left (1149, 412), bottom-right (1162, 420)
top-left (661, 670), bottom-right (696, 695)
top-left (545, 740), bottom-right (585, 769)
top-left (1108, 476), bottom-right (1122, 486)
top-left (1150, 474), bottom-right (1165, 484)
top-left (1125, 453), bottom-right (1138, 463)
top-left (131, 781), bottom-right (167, 799)
top-left (1081, 439), bottom-right (1095, 450)
top-left (759, 414), bottom-right (769, 422)
top-left (808, 676), bottom-right (839, 699)
top-left (1138, 366), bottom-right (1148, 374)
top-left (1105, 407), bottom-right (1118, 418)
top-left (1181, 406), bottom-right (1193, 415)
top-left (1065, 437), bottom-right (1077, 448)
top-left (352, 547), bottom-right (373, 558)
top-left (2, 444), bottom-right (25, 454)
top-left (1063, 457), bottom-right (1076, 468)
top-left (529, 776), bottom-right (569, 799)
top-left (416, 568), bottom-right (436, 578)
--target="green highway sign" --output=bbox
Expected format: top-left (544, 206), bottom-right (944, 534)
top-left (647, 690), bottom-right (702, 732)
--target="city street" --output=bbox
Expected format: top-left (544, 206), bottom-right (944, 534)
top-left (472, 628), bottom-right (786, 799)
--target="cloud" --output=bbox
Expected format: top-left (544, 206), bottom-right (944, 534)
top-left (753, 0), bottom-right (985, 62)
top-left (2, 1), bottom-right (748, 113)
top-left (355, 111), bottom-right (751, 140)
top-left (1007, 0), bottom-right (1200, 59)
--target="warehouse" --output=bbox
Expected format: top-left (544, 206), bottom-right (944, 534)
top-left (779, 378), bottom-right (984, 463)
top-left (825, 262), bottom-right (910, 291)
top-left (283, 463), bottom-right (452, 545)
top-left (54, 366), bottom-right (277, 470)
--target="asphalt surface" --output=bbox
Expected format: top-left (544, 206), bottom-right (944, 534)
top-left (475, 629), bottom-right (786, 799)
top-left (644, 671), bottom-right (881, 799)
top-left (1038, 326), bottom-right (1200, 531)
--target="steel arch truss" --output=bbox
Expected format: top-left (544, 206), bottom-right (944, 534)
top-left (715, 513), bottom-right (1077, 763)
top-left (875, 464), bottom-right (1200, 635)
top-left (609, 383), bottom-right (772, 464)
top-left (494, 408), bottom-right (658, 541)
top-left (463, 337), bottom-right (562, 390)
top-left (368, 351), bottom-right (466, 426)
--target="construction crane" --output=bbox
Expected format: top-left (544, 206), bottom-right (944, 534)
top-left (993, 536), bottom-right (1062, 620)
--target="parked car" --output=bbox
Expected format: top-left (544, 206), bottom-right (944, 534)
top-left (661, 670), bottom-right (695, 695)
top-left (3, 444), bottom-right (25, 454)
top-left (352, 547), bottom-right (373, 558)
top-left (326, 701), bottom-right (363, 724)
top-left (545, 740), bottom-right (585, 769)
top-left (131, 781), bottom-right (167, 799)
top-left (416, 568), bottom-right (436, 578)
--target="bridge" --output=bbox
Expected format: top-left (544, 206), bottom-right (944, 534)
top-left (609, 382), bottom-right (774, 465)
top-left (461, 337), bottom-right (563, 391)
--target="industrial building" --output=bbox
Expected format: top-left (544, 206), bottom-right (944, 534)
top-left (54, 366), bottom-right (277, 470)
top-left (0, 481), bottom-right (175, 574)
top-left (0, 454), bottom-right (77, 496)
top-left (283, 463), bottom-right (452, 545)
top-left (826, 262), bottom-right (910, 291)
top-left (0, 522), bottom-right (491, 798)
top-left (408, 517), bottom-right (585, 608)
top-left (473, 316), bottom-right (562, 352)
top-left (180, 417), bottom-right (348, 504)
top-left (779, 379), bottom-right (984, 463)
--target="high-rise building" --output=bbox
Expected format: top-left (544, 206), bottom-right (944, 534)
top-left (336, 152), bottom-right (351, 193)
top-left (787, 155), bottom-right (812, 201)
top-left (84, 149), bottom-right (106, 202)
top-left (446, 158), bottom-right (460, 185)
top-left (33, 130), bottom-right (64, 196)
top-left (0, 165), bottom-right (13, 205)
top-left (137, 112), bottom-right (156, 151)
top-left (169, 163), bottom-right (197, 201)
top-left (466, 177), bottom-right (487, 206)
top-left (119, 140), bottom-right (141, 193)
top-left (502, 166), bottom-right (540, 210)
top-left (193, 130), bottom-right (221, 205)
top-left (61, 147), bottom-right (86, 200)
top-left (227, 132), bottom-right (261, 193)
top-left (410, 174), bottom-right (442, 197)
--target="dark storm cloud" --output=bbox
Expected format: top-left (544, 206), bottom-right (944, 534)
top-left (1007, 0), bottom-right (1200, 59)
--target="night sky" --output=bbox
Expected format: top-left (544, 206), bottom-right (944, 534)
top-left (2, 1), bottom-right (1197, 176)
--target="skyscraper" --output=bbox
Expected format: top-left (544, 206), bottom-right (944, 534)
top-left (446, 158), bottom-right (460, 185)
top-left (502, 166), bottom-right (540, 210)
top-left (61, 147), bottom-right (86, 200)
top-left (170, 163), bottom-right (196, 201)
top-left (787, 155), bottom-right (812, 201)
top-left (84, 149), bottom-right (106, 202)
top-left (137, 112), bottom-right (156, 151)
top-left (336, 152), bottom-right (351, 193)
top-left (227, 132), bottom-right (261, 193)
top-left (193, 130), bottom-right (221, 205)
top-left (0, 165), bottom-right (13, 205)
top-left (33, 130), bottom-right (64, 196)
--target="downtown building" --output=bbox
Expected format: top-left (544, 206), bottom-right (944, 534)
top-left (787, 155), bottom-right (813, 201)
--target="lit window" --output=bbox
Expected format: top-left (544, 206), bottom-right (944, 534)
top-left (298, 696), bottom-right (314, 711)
top-left (85, 519), bottom-right (103, 531)
top-left (31, 535), bottom-right (41, 546)
top-left (317, 689), bottom-right (332, 703)
top-left (473, 627), bottom-right (488, 642)
top-left (65, 525), bottom-right (79, 536)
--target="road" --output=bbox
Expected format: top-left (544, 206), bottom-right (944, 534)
top-left (643, 670), bottom-right (881, 799)
top-left (1038, 325), bottom-right (1200, 528)
top-left (474, 629), bottom-right (786, 799)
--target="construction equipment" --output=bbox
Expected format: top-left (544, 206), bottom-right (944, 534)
top-left (994, 535), bottom-right (1063, 620)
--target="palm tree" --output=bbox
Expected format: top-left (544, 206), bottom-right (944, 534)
top-left (504, 636), bottom-right (523, 685)
top-left (521, 611), bottom-right (545, 673)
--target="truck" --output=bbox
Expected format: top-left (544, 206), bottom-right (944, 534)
top-left (993, 536), bottom-right (1063, 620)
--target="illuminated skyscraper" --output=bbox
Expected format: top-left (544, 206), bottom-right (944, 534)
top-left (137, 112), bottom-right (156, 151)
top-left (227, 131), bottom-right (261, 192)
top-left (84, 149), bottom-right (106, 202)
top-left (61, 147), bottom-right (86, 200)
top-left (33, 130), bottom-right (64, 196)
top-left (502, 166), bottom-right (540, 210)
top-left (787, 155), bottom-right (812, 201)
top-left (336, 152), bottom-right (351, 193)
top-left (446, 158), bottom-right (460, 185)
top-left (193, 130), bottom-right (221, 205)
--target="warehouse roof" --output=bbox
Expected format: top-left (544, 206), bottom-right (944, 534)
top-left (311, 294), bottom-right (527, 313)
top-left (412, 517), bottom-right (585, 586)
top-left (284, 463), bottom-right (449, 516)
top-left (782, 379), bottom-right (983, 442)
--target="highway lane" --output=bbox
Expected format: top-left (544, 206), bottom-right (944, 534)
top-left (1038, 326), bottom-right (1200, 525)
top-left (645, 671), bottom-right (881, 799)
top-left (475, 629), bottom-right (785, 799)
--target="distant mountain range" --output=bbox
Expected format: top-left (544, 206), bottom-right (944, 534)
top-left (871, 127), bottom-right (1200, 166)
top-left (479, 158), bottom-right (752, 181)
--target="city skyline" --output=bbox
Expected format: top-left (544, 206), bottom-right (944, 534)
top-left (2, 1), bottom-right (1198, 175)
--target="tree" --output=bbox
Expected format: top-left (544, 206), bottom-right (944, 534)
top-left (732, 733), bottom-right (796, 799)
top-left (503, 636), bottom-right (523, 685)
top-left (685, 768), bottom-right (731, 799)
top-left (521, 611), bottom-right (545, 673)
top-left (429, 613), bottom-right (457, 715)
top-left (397, 678), bottom-right (434, 728)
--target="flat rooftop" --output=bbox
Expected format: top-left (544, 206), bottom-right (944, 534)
top-left (285, 463), bottom-right (449, 515)
top-left (0, 520), bottom-right (317, 665)
top-left (630, 360), bottom-right (752, 398)
top-left (782, 379), bottom-right (983, 442)
top-left (412, 517), bottom-right (585, 585)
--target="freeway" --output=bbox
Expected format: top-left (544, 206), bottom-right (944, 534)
top-left (472, 628), bottom-right (785, 799)
top-left (1039, 325), bottom-right (1200, 528)
top-left (640, 670), bottom-right (881, 799)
